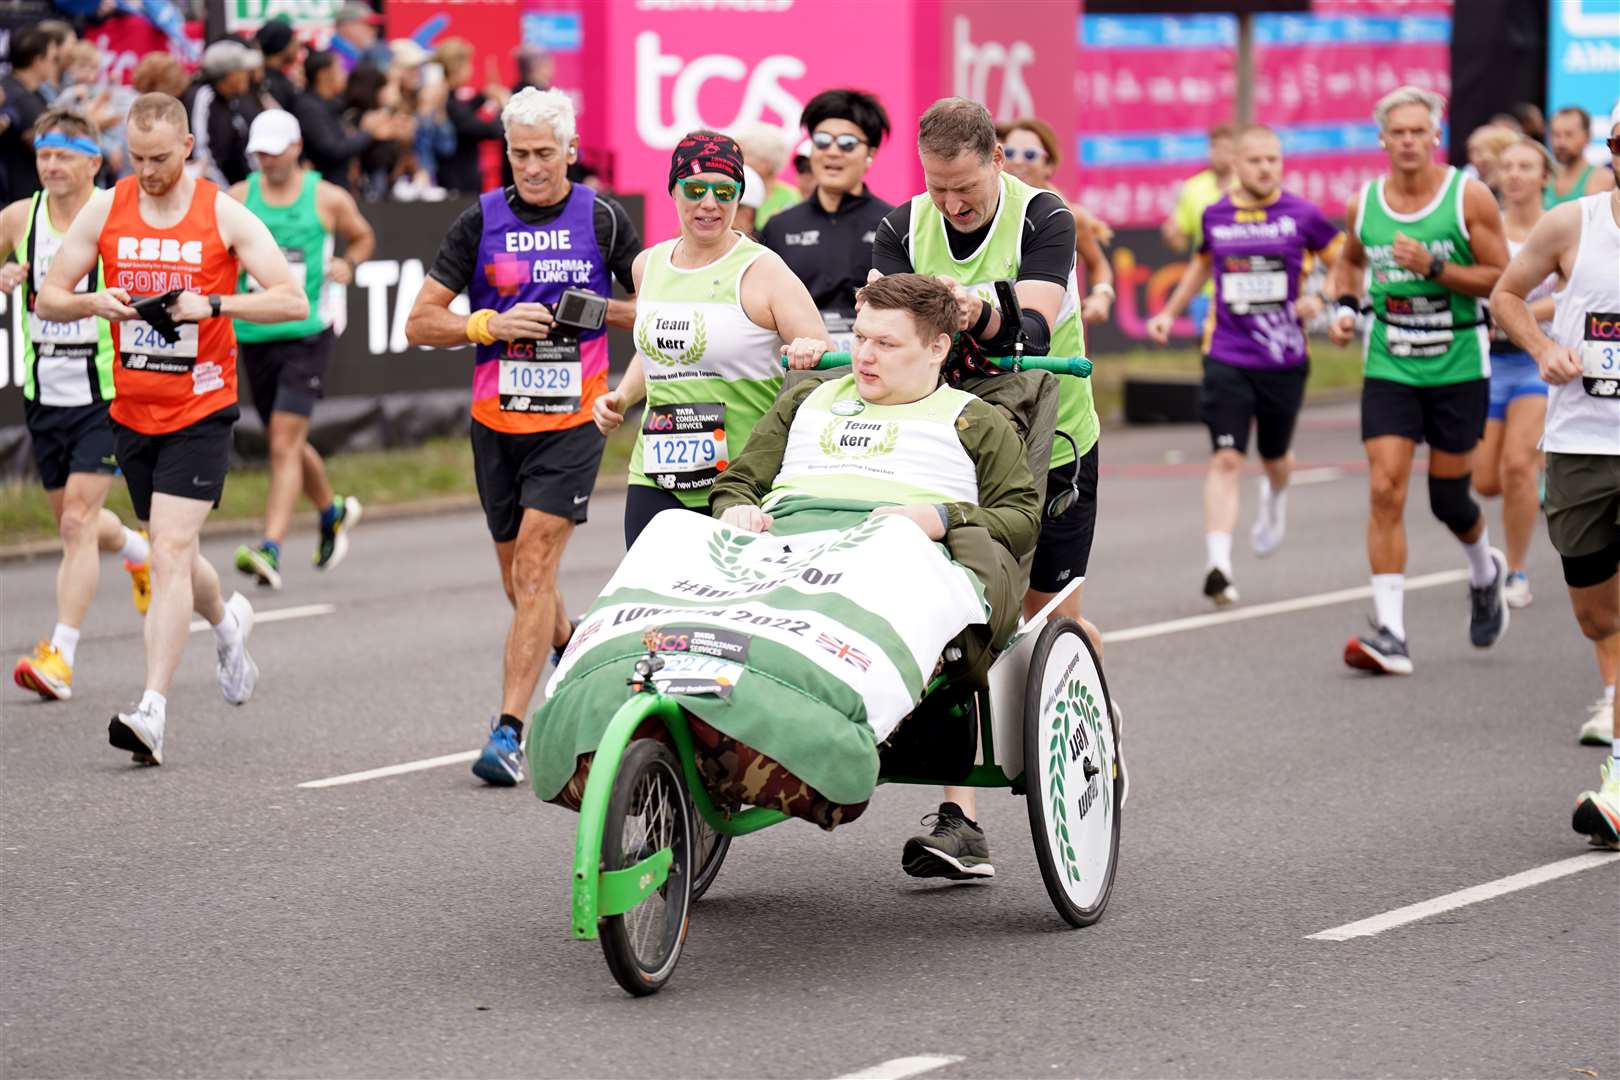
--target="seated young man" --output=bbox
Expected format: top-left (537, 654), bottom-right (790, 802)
top-left (529, 274), bottom-right (1038, 830)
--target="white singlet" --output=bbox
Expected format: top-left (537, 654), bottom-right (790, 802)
top-left (1544, 193), bottom-right (1620, 455)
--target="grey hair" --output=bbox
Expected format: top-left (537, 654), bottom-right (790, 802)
top-left (502, 86), bottom-right (576, 144)
top-left (732, 122), bottom-right (789, 174)
top-left (1374, 85), bottom-right (1446, 130)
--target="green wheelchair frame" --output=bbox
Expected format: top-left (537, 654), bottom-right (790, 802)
top-left (558, 354), bottom-right (1124, 996)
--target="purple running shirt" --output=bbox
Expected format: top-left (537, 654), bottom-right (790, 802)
top-left (1198, 191), bottom-right (1339, 370)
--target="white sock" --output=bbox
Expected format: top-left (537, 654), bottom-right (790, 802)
top-left (1371, 574), bottom-right (1405, 640)
top-left (1462, 529), bottom-right (1497, 588)
top-left (118, 527), bottom-right (149, 564)
top-left (50, 623), bottom-right (80, 667)
top-left (1205, 531), bottom-right (1233, 575)
top-left (212, 606), bottom-right (241, 649)
top-left (1260, 477), bottom-right (1287, 524)
top-left (139, 688), bottom-right (166, 718)
top-left (1603, 684), bottom-right (1615, 705)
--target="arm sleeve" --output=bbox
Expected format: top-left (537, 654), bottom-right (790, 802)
top-left (595, 197), bottom-right (643, 293)
top-left (1014, 192), bottom-right (1076, 287)
top-left (871, 204), bottom-right (915, 275)
top-left (709, 379), bottom-right (819, 515)
top-left (944, 398), bottom-right (1041, 558)
top-left (425, 204), bottom-right (485, 295)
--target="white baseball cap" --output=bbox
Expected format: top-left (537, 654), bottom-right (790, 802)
top-left (247, 109), bottom-right (302, 156)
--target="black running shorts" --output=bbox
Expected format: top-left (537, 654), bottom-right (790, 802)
top-left (471, 417), bottom-right (606, 542)
top-left (241, 329), bottom-right (335, 426)
top-left (1029, 443), bottom-right (1100, 593)
top-left (25, 399), bottom-right (118, 490)
top-left (1200, 357), bottom-right (1308, 459)
top-left (111, 405), bottom-right (239, 521)
top-left (1360, 376), bottom-right (1488, 454)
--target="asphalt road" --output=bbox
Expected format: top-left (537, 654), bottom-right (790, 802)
top-left (2, 402), bottom-right (1616, 1079)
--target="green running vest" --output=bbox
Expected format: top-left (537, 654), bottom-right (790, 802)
top-left (235, 170), bottom-right (330, 343)
top-left (20, 190), bottom-right (115, 405)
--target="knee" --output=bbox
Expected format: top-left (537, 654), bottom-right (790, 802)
top-left (1501, 452), bottom-right (1538, 491)
top-left (511, 545), bottom-right (560, 599)
top-left (1575, 608), bottom-right (1620, 644)
top-left (1368, 472), bottom-right (1406, 517)
top-left (1209, 451), bottom-right (1243, 477)
top-left (1428, 473), bottom-right (1481, 534)
top-left (150, 531), bottom-right (194, 574)
top-left (57, 505), bottom-right (93, 548)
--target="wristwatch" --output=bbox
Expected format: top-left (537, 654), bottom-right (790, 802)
top-left (208, 293), bottom-right (222, 318)
top-left (1424, 256), bottom-right (1446, 281)
top-left (1090, 282), bottom-right (1116, 301)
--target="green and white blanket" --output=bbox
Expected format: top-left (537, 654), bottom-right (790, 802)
top-left (528, 502), bottom-right (987, 806)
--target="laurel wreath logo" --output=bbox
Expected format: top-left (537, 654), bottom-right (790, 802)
top-left (636, 310), bottom-right (708, 368)
top-left (1049, 677), bottom-right (1102, 886)
top-left (818, 418), bottom-right (899, 461)
top-left (704, 516), bottom-right (885, 584)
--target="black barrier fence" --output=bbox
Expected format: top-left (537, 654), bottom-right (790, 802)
top-left (0, 192), bottom-right (647, 478)
top-left (0, 202), bottom-right (1278, 479)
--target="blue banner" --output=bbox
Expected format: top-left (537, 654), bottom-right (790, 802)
top-left (1547, 0), bottom-right (1620, 147)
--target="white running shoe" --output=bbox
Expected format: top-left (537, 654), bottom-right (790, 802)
top-left (1250, 477), bottom-right (1286, 558)
top-left (1503, 570), bottom-right (1533, 609)
top-left (1572, 759), bottom-right (1620, 849)
top-left (109, 703), bottom-right (165, 766)
top-left (217, 592), bottom-right (259, 706)
top-left (1579, 697), bottom-right (1614, 746)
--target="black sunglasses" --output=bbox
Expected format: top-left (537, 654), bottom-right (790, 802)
top-left (1047, 431), bottom-right (1082, 519)
top-left (811, 131), bottom-right (867, 153)
top-left (1609, 135), bottom-right (1620, 156)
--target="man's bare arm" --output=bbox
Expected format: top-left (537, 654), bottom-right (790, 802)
top-left (214, 193), bottom-right (307, 323)
top-left (322, 183), bottom-right (375, 265)
top-left (1440, 179), bottom-right (1508, 299)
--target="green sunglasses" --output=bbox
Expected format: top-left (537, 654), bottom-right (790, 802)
top-left (677, 179), bottom-right (740, 203)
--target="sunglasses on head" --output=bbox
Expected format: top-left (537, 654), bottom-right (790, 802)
top-left (811, 131), bottom-right (867, 153)
top-left (678, 179), bottom-right (739, 203)
top-left (1005, 146), bottom-right (1047, 163)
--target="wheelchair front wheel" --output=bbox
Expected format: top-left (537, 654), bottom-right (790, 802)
top-left (1022, 616), bottom-right (1121, 927)
top-left (690, 815), bottom-right (731, 901)
top-left (600, 739), bottom-right (694, 996)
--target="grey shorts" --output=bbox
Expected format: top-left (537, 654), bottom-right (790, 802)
top-left (1545, 451), bottom-right (1620, 588)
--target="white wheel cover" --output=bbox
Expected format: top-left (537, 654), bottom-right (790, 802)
top-left (1033, 631), bottom-right (1116, 911)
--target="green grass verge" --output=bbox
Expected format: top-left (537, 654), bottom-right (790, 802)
top-left (0, 345), bottom-right (1362, 546)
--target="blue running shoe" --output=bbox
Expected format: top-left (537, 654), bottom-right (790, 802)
top-left (472, 718), bottom-right (525, 787)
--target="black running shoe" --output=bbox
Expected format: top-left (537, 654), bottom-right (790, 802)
top-left (1343, 622), bottom-right (1413, 675)
top-left (1468, 548), bottom-right (1510, 648)
top-left (1203, 567), bottom-right (1238, 607)
top-left (902, 802), bottom-right (994, 880)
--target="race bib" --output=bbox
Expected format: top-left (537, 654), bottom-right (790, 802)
top-left (245, 245), bottom-right (306, 293)
top-left (27, 311), bottom-right (97, 364)
top-left (498, 334), bottom-right (582, 414)
top-left (638, 625), bottom-right (750, 699)
top-left (642, 401), bottom-right (728, 491)
top-left (1382, 295), bottom-right (1454, 358)
top-left (1219, 255), bottom-right (1288, 314)
top-left (119, 320), bottom-right (199, 375)
top-left (1579, 312), bottom-right (1620, 399)
top-left (822, 311), bottom-right (856, 354)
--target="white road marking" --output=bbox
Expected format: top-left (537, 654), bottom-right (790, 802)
top-left (297, 751), bottom-right (479, 789)
top-left (1103, 569), bottom-right (1467, 645)
top-left (1291, 466), bottom-right (1346, 485)
top-left (189, 603), bottom-right (335, 633)
top-left (832, 1056), bottom-right (963, 1080)
top-left (1307, 852), bottom-right (1620, 941)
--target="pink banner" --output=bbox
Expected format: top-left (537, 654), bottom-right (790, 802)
top-left (1254, 44), bottom-right (1452, 125)
top-left (1076, 50), bottom-right (1236, 135)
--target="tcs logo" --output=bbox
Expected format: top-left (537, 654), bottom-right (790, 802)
top-left (115, 237), bottom-right (204, 265)
top-left (633, 30), bottom-right (802, 149)
top-left (952, 16), bottom-right (1033, 119)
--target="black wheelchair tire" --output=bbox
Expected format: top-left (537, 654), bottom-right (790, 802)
top-left (1022, 616), bottom-right (1122, 928)
top-left (690, 819), bottom-right (731, 902)
top-left (600, 739), bottom-right (694, 996)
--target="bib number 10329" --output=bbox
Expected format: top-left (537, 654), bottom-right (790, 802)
top-left (498, 335), bottom-right (582, 414)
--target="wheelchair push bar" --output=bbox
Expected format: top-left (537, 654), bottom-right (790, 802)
top-left (780, 352), bottom-right (1092, 377)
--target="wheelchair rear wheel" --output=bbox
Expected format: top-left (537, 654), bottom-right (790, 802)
top-left (1022, 617), bottom-right (1121, 927)
top-left (600, 739), bottom-right (694, 996)
top-left (690, 814), bottom-right (731, 901)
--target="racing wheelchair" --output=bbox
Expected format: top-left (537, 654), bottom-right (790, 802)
top-left (541, 344), bottom-right (1122, 997)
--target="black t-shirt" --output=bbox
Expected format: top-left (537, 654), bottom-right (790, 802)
top-left (428, 185), bottom-right (642, 297)
top-left (0, 75), bottom-right (48, 204)
top-left (759, 186), bottom-right (893, 317)
top-left (871, 188), bottom-right (1074, 286)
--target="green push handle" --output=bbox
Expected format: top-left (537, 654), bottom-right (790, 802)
top-left (780, 352), bottom-right (1092, 377)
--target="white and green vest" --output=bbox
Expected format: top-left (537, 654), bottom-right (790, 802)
top-left (630, 233), bottom-right (783, 508)
top-left (1356, 166), bottom-right (1489, 386)
top-left (20, 191), bottom-right (115, 406)
top-left (908, 171), bottom-right (1095, 468)
top-left (767, 376), bottom-right (979, 508)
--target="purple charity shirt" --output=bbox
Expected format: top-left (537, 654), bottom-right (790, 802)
top-left (1198, 191), bottom-right (1340, 369)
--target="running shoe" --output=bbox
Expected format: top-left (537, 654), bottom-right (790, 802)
top-left (1579, 698), bottom-right (1615, 746)
top-left (216, 592), bottom-right (259, 706)
top-left (1203, 567), bottom-right (1239, 607)
top-left (109, 702), bottom-right (164, 766)
top-left (1111, 698), bottom-right (1129, 809)
top-left (1468, 548), bottom-right (1510, 648)
top-left (234, 543), bottom-right (282, 591)
top-left (552, 617), bottom-right (580, 668)
top-left (125, 534), bottom-right (151, 615)
top-left (1502, 570), bottom-right (1532, 609)
top-left (902, 802), bottom-right (994, 880)
top-left (1572, 759), bottom-right (1620, 850)
top-left (472, 718), bottom-right (526, 787)
top-left (1250, 477), bottom-right (1286, 558)
top-left (314, 495), bottom-right (363, 571)
top-left (13, 641), bottom-right (71, 701)
top-left (1343, 622), bottom-right (1413, 676)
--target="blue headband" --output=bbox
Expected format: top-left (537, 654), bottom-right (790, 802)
top-left (34, 131), bottom-right (101, 156)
